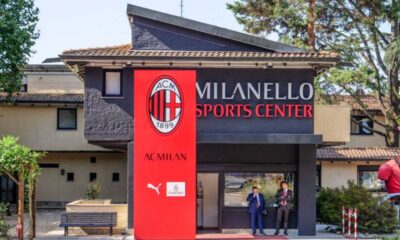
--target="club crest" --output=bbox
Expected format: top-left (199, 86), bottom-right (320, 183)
top-left (148, 77), bottom-right (183, 134)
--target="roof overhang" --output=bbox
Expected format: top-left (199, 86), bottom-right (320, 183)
top-left (61, 50), bottom-right (340, 80)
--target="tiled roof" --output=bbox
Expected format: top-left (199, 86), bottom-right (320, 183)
top-left (62, 44), bottom-right (132, 57)
top-left (317, 147), bottom-right (400, 161)
top-left (0, 93), bottom-right (83, 104)
top-left (317, 95), bottom-right (385, 111)
top-left (61, 44), bottom-right (339, 59)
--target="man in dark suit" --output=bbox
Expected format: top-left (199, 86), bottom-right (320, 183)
top-left (246, 186), bottom-right (266, 236)
top-left (274, 181), bottom-right (293, 236)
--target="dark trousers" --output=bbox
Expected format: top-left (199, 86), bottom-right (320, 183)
top-left (250, 210), bottom-right (264, 234)
top-left (276, 206), bottom-right (289, 231)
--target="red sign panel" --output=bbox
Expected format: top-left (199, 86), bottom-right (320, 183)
top-left (134, 70), bottom-right (196, 239)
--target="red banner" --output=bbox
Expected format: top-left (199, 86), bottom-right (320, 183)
top-left (134, 70), bottom-right (196, 239)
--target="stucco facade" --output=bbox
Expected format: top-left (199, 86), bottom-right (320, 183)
top-left (0, 106), bottom-right (104, 151)
top-left (37, 152), bottom-right (127, 206)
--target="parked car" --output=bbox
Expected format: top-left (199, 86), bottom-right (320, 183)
top-left (225, 181), bottom-right (245, 192)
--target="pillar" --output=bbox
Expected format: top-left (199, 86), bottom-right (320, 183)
top-left (298, 144), bottom-right (316, 235)
top-left (127, 141), bottom-right (134, 230)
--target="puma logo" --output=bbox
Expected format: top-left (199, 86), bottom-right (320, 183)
top-left (147, 183), bottom-right (162, 195)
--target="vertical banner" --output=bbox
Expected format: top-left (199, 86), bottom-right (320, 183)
top-left (134, 70), bottom-right (196, 239)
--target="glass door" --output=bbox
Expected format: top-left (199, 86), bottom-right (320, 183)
top-left (197, 173), bottom-right (219, 231)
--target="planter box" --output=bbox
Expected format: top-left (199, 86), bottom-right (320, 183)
top-left (66, 199), bottom-right (128, 234)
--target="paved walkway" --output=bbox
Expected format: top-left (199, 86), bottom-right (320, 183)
top-left (3, 209), bottom-right (392, 239)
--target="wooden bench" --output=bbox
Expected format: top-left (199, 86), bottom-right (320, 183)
top-left (59, 212), bottom-right (117, 236)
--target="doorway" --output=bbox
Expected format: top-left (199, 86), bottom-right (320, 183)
top-left (0, 175), bottom-right (16, 203)
top-left (197, 173), bottom-right (219, 231)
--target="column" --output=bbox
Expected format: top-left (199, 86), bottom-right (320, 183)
top-left (298, 144), bottom-right (316, 235)
top-left (127, 141), bottom-right (134, 231)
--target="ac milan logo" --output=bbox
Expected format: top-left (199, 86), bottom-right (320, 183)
top-left (148, 77), bottom-right (183, 134)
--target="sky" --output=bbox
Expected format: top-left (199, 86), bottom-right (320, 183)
top-left (30, 0), bottom-right (266, 64)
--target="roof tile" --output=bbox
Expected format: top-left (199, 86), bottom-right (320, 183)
top-left (0, 93), bottom-right (83, 104)
top-left (61, 43), bottom-right (339, 59)
top-left (317, 147), bottom-right (400, 161)
top-left (317, 95), bottom-right (385, 111)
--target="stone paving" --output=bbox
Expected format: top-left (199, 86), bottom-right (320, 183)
top-left (3, 209), bottom-right (396, 239)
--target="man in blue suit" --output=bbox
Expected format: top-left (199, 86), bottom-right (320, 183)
top-left (246, 186), bottom-right (266, 236)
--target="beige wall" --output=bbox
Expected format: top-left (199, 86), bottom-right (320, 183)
top-left (0, 106), bottom-right (106, 151)
top-left (345, 115), bottom-right (386, 147)
top-left (26, 72), bottom-right (83, 94)
top-left (314, 105), bottom-right (351, 143)
top-left (320, 161), bottom-right (384, 188)
top-left (37, 152), bottom-right (127, 203)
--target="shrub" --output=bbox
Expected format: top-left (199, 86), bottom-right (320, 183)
top-left (0, 202), bottom-right (12, 240)
top-left (317, 181), bottom-right (397, 234)
top-left (86, 182), bottom-right (101, 200)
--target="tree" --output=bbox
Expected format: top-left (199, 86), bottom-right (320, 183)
top-left (0, 0), bottom-right (39, 96)
top-left (0, 135), bottom-right (43, 240)
top-left (227, 0), bottom-right (400, 147)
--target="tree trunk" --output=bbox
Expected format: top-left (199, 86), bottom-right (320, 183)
top-left (17, 173), bottom-right (24, 240)
top-left (28, 175), bottom-right (36, 240)
top-left (307, 0), bottom-right (316, 50)
top-left (28, 176), bottom-right (37, 240)
top-left (386, 16), bottom-right (400, 147)
top-left (386, 121), bottom-right (400, 147)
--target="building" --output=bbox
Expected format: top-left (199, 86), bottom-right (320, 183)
top-left (0, 4), bottom-right (396, 236)
top-left (316, 95), bottom-right (400, 191)
top-left (0, 64), bottom-right (127, 208)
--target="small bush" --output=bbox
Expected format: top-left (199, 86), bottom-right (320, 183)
top-left (0, 202), bottom-right (12, 240)
top-left (86, 182), bottom-right (101, 200)
top-left (317, 181), bottom-right (397, 234)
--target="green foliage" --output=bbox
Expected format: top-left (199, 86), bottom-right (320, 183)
top-left (86, 182), bottom-right (101, 200)
top-left (0, 202), bottom-right (12, 240)
top-left (0, 135), bottom-right (42, 178)
top-left (316, 65), bottom-right (379, 95)
top-left (317, 181), bottom-right (397, 234)
top-left (0, 0), bottom-right (39, 95)
top-left (227, 0), bottom-right (310, 49)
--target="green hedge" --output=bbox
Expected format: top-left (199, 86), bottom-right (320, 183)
top-left (317, 181), bottom-right (397, 234)
top-left (0, 203), bottom-right (11, 240)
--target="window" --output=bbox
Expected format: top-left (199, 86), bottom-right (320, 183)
top-left (39, 163), bottom-right (59, 168)
top-left (57, 108), bottom-right (77, 130)
top-left (0, 175), bottom-right (16, 202)
top-left (90, 157), bottom-right (96, 164)
top-left (316, 165), bottom-right (321, 191)
top-left (104, 70), bottom-right (122, 96)
top-left (67, 173), bottom-right (74, 182)
top-left (20, 76), bottom-right (28, 92)
top-left (358, 166), bottom-right (385, 192)
top-left (112, 173), bottom-right (120, 182)
top-left (90, 172), bottom-right (97, 182)
top-left (351, 116), bottom-right (373, 135)
top-left (224, 173), bottom-right (295, 208)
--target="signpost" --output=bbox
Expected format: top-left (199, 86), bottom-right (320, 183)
top-left (134, 70), bottom-right (196, 239)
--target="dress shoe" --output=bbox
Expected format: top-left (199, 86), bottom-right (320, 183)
top-left (284, 231), bottom-right (288, 236)
top-left (274, 231), bottom-right (279, 235)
